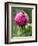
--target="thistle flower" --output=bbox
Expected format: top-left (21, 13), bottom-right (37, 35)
top-left (15, 12), bottom-right (29, 26)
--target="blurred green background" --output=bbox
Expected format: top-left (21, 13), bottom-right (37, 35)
top-left (11, 7), bottom-right (32, 37)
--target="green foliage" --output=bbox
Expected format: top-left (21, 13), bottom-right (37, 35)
top-left (11, 7), bottom-right (32, 37)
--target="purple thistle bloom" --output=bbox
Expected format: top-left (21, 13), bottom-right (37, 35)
top-left (15, 12), bottom-right (29, 26)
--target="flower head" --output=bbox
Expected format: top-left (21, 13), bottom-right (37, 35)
top-left (15, 12), bottom-right (29, 26)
